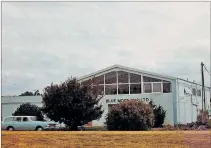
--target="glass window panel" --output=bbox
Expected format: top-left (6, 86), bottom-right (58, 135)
top-left (143, 83), bottom-right (152, 93)
top-left (105, 71), bottom-right (117, 84)
top-left (92, 75), bottom-right (104, 85)
top-left (130, 73), bottom-right (141, 83)
top-left (143, 76), bottom-right (162, 82)
top-left (192, 88), bottom-right (196, 96)
top-left (130, 84), bottom-right (141, 94)
top-left (118, 84), bottom-right (129, 94)
top-left (105, 85), bottom-right (117, 95)
top-left (197, 90), bottom-right (201, 96)
top-left (14, 117), bottom-right (22, 122)
top-left (163, 83), bottom-right (171, 93)
top-left (81, 79), bottom-right (92, 86)
top-left (118, 71), bottom-right (128, 83)
top-left (153, 83), bottom-right (162, 92)
top-left (92, 85), bottom-right (104, 95)
top-left (4, 117), bottom-right (14, 122)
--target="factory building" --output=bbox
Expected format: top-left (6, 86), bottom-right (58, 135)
top-left (2, 65), bottom-right (211, 126)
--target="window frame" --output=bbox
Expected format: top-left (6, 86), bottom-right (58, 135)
top-left (80, 70), bottom-right (172, 95)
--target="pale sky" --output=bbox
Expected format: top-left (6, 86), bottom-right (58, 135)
top-left (2, 2), bottom-right (210, 96)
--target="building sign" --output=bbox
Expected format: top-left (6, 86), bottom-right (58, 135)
top-left (105, 98), bottom-right (152, 104)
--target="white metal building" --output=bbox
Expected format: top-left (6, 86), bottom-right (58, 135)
top-left (2, 65), bottom-right (211, 126)
top-left (78, 65), bottom-right (211, 126)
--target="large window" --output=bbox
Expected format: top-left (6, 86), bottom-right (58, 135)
top-left (92, 75), bottom-right (104, 85)
top-left (81, 71), bottom-right (172, 95)
top-left (153, 83), bottom-right (162, 93)
top-left (92, 85), bottom-right (104, 95)
top-left (105, 85), bottom-right (117, 95)
top-left (143, 83), bottom-right (152, 93)
top-left (130, 84), bottom-right (141, 94)
top-left (118, 71), bottom-right (128, 83)
top-left (163, 81), bottom-right (171, 93)
top-left (192, 88), bottom-right (196, 96)
top-left (130, 73), bottom-right (141, 83)
top-left (118, 84), bottom-right (129, 94)
top-left (197, 89), bottom-right (201, 96)
top-left (105, 71), bottom-right (117, 84)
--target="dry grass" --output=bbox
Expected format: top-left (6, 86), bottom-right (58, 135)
top-left (2, 131), bottom-right (211, 148)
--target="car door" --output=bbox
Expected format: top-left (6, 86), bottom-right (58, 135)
top-left (22, 117), bottom-right (36, 130)
top-left (13, 117), bottom-right (23, 130)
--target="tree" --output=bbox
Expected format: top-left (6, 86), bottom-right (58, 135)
top-left (19, 90), bottom-right (41, 96)
top-left (34, 90), bottom-right (41, 96)
top-left (41, 78), bottom-right (103, 130)
top-left (105, 100), bottom-right (154, 131)
top-left (149, 101), bottom-right (166, 127)
top-left (12, 103), bottom-right (44, 121)
top-left (19, 91), bottom-right (34, 96)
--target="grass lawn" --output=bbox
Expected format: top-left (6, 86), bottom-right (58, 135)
top-left (2, 131), bottom-right (211, 148)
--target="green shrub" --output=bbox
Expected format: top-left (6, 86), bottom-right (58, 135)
top-left (149, 101), bottom-right (166, 127)
top-left (105, 100), bottom-right (154, 131)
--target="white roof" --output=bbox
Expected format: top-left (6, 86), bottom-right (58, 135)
top-left (78, 64), bottom-right (176, 81)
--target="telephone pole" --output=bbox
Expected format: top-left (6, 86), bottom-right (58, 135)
top-left (201, 62), bottom-right (205, 111)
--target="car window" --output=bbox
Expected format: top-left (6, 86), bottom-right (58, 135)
top-left (14, 117), bottom-right (22, 122)
top-left (4, 117), bottom-right (14, 122)
top-left (23, 117), bottom-right (29, 122)
top-left (30, 117), bottom-right (37, 121)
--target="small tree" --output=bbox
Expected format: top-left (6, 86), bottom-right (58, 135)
top-left (149, 101), bottom-right (166, 127)
top-left (13, 103), bottom-right (44, 121)
top-left (42, 78), bottom-right (103, 130)
top-left (105, 100), bottom-right (154, 131)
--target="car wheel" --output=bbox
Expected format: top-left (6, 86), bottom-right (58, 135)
top-left (7, 126), bottom-right (14, 131)
top-left (36, 126), bottom-right (43, 131)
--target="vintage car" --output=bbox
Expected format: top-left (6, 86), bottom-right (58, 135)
top-left (1, 116), bottom-right (61, 131)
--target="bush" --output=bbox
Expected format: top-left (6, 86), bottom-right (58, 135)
top-left (12, 103), bottom-right (44, 121)
top-left (149, 101), bottom-right (166, 127)
top-left (105, 100), bottom-right (154, 131)
top-left (197, 110), bottom-right (209, 125)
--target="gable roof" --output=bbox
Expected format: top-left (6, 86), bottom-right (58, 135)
top-left (78, 64), bottom-right (176, 81)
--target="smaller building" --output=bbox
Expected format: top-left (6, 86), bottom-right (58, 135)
top-left (1, 96), bottom-right (42, 120)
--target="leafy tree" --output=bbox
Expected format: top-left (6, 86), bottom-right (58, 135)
top-left (42, 78), bottom-right (103, 130)
top-left (19, 91), bottom-right (34, 96)
top-left (149, 101), bottom-right (166, 128)
top-left (34, 90), bottom-right (41, 96)
top-left (12, 103), bottom-right (44, 121)
top-left (19, 90), bottom-right (41, 96)
top-left (105, 100), bottom-right (154, 131)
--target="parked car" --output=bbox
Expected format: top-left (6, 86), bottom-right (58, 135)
top-left (1, 116), bottom-right (60, 131)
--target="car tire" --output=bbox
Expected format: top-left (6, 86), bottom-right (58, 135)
top-left (7, 126), bottom-right (14, 131)
top-left (36, 126), bottom-right (43, 131)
